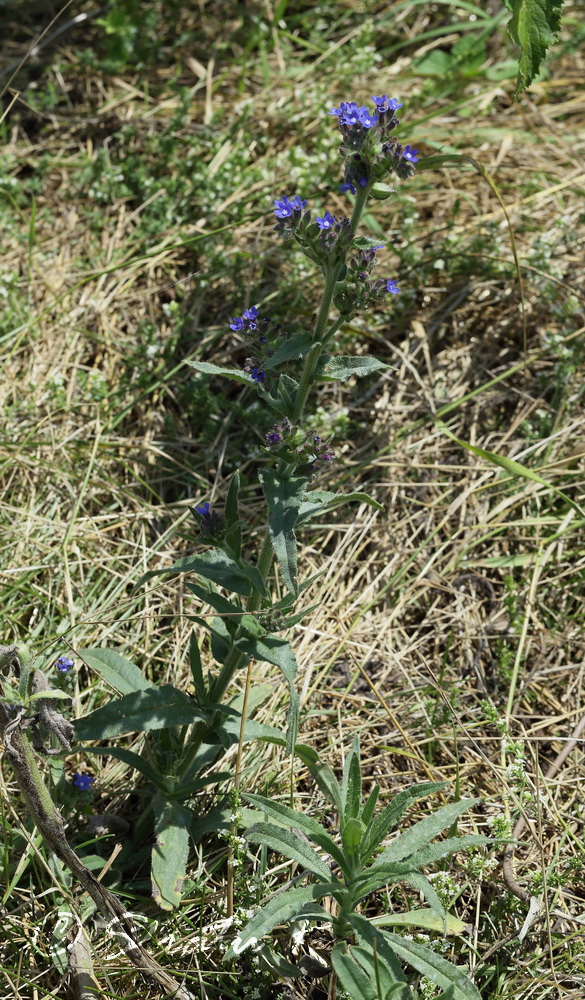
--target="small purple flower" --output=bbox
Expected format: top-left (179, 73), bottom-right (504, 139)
top-left (72, 772), bottom-right (94, 791)
top-left (316, 211), bottom-right (337, 231)
top-left (339, 182), bottom-right (357, 195)
top-left (250, 368), bottom-right (266, 383)
top-left (266, 430), bottom-right (282, 445)
top-left (195, 501), bottom-right (211, 516)
top-left (386, 279), bottom-right (400, 295)
top-left (402, 145), bottom-right (419, 164)
top-left (55, 656), bottom-right (74, 673)
top-left (372, 95), bottom-right (404, 112)
top-left (229, 316), bottom-right (245, 331)
top-left (373, 245), bottom-right (385, 252)
top-left (273, 195), bottom-right (307, 219)
top-left (329, 101), bottom-right (378, 129)
top-left (321, 451), bottom-right (334, 463)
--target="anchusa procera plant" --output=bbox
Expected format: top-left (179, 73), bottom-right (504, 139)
top-left (2, 97), bottom-right (494, 995)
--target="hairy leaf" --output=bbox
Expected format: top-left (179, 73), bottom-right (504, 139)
top-left (246, 822), bottom-right (337, 883)
top-left (297, 489), bottom-right (383, 526)
top-left (187, 360), bottom-right (259, 385)
top-left (235, 635), bottom-right (299, 751)
top-left (295, 744), bottom-right (343, 815)
top-left (383, 933), bottom-right (482, 1000)
top-left (371, 909), bottom-right (467, 935)
top-left (316, 355), bottom-right (390, 381)
top-left (243, 792), bottom-right (349, 874)
top-left (151, 797), bottom-right (191, 910)
top-left (360, 782), bottom-right (448, 862)
top-left (78, 648), bottom-right (153, 695)
top-left (330, 945), bottom-right (377, 1000)
top-left (376, 799), bottom-right (480, 866)
top-left (80, 745), bottom-right (166, 790)
top-left (74, 685), bottom-right (205, 740)
top-left (258, 470), bottom-right (309, 594)
top-left (264, 332), bottom-right (313, 368)
top-left (226, 885), bottom-right (338, 958)
top-left (503, 0), bottom-right (563, 96)
top-left (138, 550), bottom-right (267, 597)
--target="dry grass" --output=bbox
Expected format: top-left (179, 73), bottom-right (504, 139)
top-left (1, 2), bottom-right (585, 998)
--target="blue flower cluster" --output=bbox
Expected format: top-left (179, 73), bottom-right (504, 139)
top-left (230, 305), bottom-right (259, 332)
top-left (273, 195), bottom-right (307, 218)
top-left (328, 95), bottom-right (419, 191)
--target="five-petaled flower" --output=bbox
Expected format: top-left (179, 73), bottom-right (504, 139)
top-left (230, 305), bottom-right (260, 332)
top-left (316, 211), bottom-right (337, 231)
top-left (72, 772), bottom-right (94, 791)
top-left (55, 656), bottom-right (74, 673)
top-left (386, 279), bottom-right (399, 295)
top-left (372, 95), bottom-right (403, 112)
top-left (195, 502), bottom-right (211, 517)
top-left (250, 368), bottom-right (266, 383)
top-left (329, 101), bottom-right (378, 129)
top-left (402, 145), bottom-right (419, 163)
top-left (273, 195), bottom-right (307, 219)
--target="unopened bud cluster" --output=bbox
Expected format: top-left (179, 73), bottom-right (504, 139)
top-left (194, 501), bottom-right (226, 540)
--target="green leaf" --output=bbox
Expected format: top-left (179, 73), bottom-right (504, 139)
top-left (331, 945), bottom-right (377, 1000)
top-left (342, 817), bottom-right (366, 857)
top-left (371, 909), bottom-right (467, 935)
top-left (383, 933), bottom-right (482, 1000)
top-left (258, 470), bottom-right (309, 595)
top-left (295, 744), bottom-right (343, 815)
top-left (375, 799), bottom-right (480, 866)
top-left (226, 885), bottom-right (338, 958)
top-left (503, 0), bottom-right (562, 96)
top-left (350, 946), bottom-right (408, 1000)
top-left (362, 784), bottom-right (380, 827)
top-left (256, 943), bottom-right (303, 979)
top-left (189, 631), bottom-right (206, 701)
top-left (297, 488), bottom-right (383, 526)
top-left (186, 582), bottom-right (245, 636)
top-left (235, 635), bottom-right (299, 752)
top-left (77, 648), bottom-right (153, 695)
top-left (243, 793), bottom-right (349, 875)
top-left (438, 422), bottom-right (584, 517)
top-left (348, 913), bottom-right (408, 986)
top-left (138, 550), bottom-right (267, 597)
top-left (151, 797), bottom-right (191, 910)
top-left (246, 822), bottom-right (337, 883)
top-left (316, 355), bottom-right (390, 382)
top-left (79, 745), bottom-right (167, 791)
top-left (74, 685), bottom-right (205, 740)
top-left (187, 360), bottom-right (259, 385)
top-left (403, 872), bottom-right (447, 932)
top-left (264, 332), bottom-right (313, 369)
top-left (341, 735), bottom-right (362, 822)
top-left (29, 689), bottom-right (71, 702)
top-left (360, 782), bottom-right (448, 862)
top-left (224, 471), bottom-right (242, 558)
top-left (409, 834), bottom-right (493, 868)
top-left (216, 716), bottom-right (288, 748)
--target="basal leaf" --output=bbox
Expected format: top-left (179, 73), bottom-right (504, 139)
top-left (330, 945), bottom-right (377, 1000)
top-left (375, 799), bottom-right (480, 866)
top-left (383, 933), bottom-right (482, 1000)
top-left (74, 685), bottom-right (205, 740)
top-left (348, 913), bottom-right (408, 985)
top-left (258, 470), bottom-right (309, 595)
top-left (243, 793), bottom-right (349, 874)
top-left (371, 909), bottom-right (467, 935)
top-left (226, 885), bottom-right (338, 958)
top-left (77, 648), bottom-right (153, 695)
top-left (360, 782), bottom-right (448, 863)
top-left (151, 796), bottom-right (192, 910)
top-left (246, 822), bottom-right (336, 883)
top-left (316, 355), bottom-right (390, 382)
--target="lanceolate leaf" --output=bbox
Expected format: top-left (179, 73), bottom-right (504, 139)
top-left (264, 332), bottom-right (313, 368)
top-left (151, 797), bottom-right (192, 910)
top-left (226, 885), bottom-right (338, 958)
top-left (297, 489), bottom-right (383, 526)
top-left (383, 932), bottom-right (482, 1000)
top-left (74, 685), bottom-right (205, 740)
top-left (258, 470), bottom-right (309, 594)
top-left (243, 793), bottom-right (349, 874)
top-left (80, 745), bottom-right (167, 790)
top-left (137, 550), bottom-right (267, 597)
top-left (77, 648), bottom-right (153, 695)
top-left (186, 582), bottom-right (246, 635)
top-left (348, 913), bottom-right (408, 985)
top-left (317, 355), bottom-right (390, 382)
top-left (371, 909), bottom-right (467, 935)
top-left (187, 360), bottom-right (259, 385)
top-left (246, 822), bottom-right (337, 883)
top-left (376, 798), bottom-right (480, 866)
top-left (330, 945), bottom-right (378, 1000)
top-left (295, 744), bottom-right (343, 815)
top-left (360, 782), bottom-right (447, 862)
top-left (235, 635), bottom-right (299, 751)
top-left (503, 0), bottom-right (563, 96)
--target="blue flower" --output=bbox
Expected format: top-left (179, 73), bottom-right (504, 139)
top-left (266, 430), bottom-right (282, 445)
top-left (195, 502), bottom-right (211, 516)
top-left (339, 182), bottom-right (357, 195)
top-left (229, 316), bottom-right (245, 331)
top-left (250, 368), bottom-right (266, 383)
top-left (273, 195), bottom-right (307, 218)
top-left (55, 656), bottom-right (74, 673)
top-left (230, 305), bottom-right (261, 332)
top-left (316, 211), bottom-right (337, 231)
top-left (402, 145), bottom-right (419, 163)
top-left (372, 95), bottom-right (403, 111)
top-left (373, 245), bottom-right (385, 252)
top-left (386, 279), bottom-right (400, 295)
top-left (72, 772), bottom-right (94, 791)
